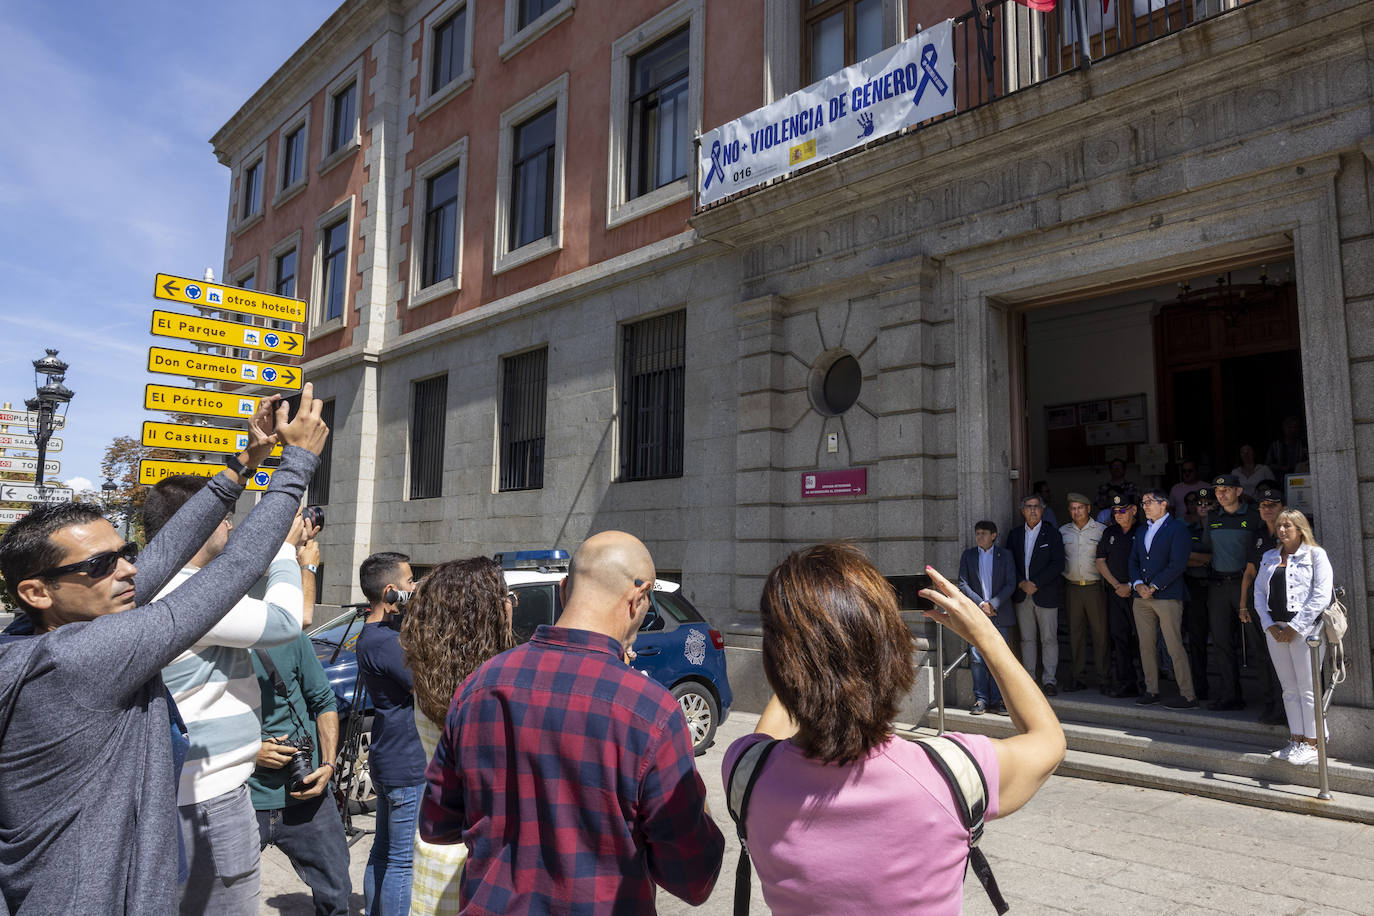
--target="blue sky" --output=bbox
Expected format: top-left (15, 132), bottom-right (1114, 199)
top-left (0, 0), bottom-right (339, 493)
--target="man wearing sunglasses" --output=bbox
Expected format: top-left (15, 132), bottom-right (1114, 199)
top-left (0, 385), bottom-right (329, 915)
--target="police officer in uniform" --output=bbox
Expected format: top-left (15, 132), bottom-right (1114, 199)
top-left (1239, 484), bottom-right (1287, 725)
top-left (1199, 473), bottom-right (1260, 711)
top-left (1182, 487), bottom-right (1214, 702)
top-left (1094, 493), bottom-right (1143, 697)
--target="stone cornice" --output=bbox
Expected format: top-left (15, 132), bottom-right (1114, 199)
top-left (210, 0), bottom-right (408, 165)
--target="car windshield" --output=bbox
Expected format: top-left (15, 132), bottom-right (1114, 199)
top-left (651, 589), bottom-right (703, 623)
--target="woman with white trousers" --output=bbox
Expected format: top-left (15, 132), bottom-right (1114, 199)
top-left (1252, 508), bottom-right (1333, 765)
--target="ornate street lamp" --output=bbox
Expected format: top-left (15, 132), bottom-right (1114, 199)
top-left (24, 349), bottom-right (73, 490)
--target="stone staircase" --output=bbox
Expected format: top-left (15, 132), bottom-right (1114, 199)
top-left (901, 690), bottom-right (1374, 824)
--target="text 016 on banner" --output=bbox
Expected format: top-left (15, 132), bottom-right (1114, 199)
top-left (697, 19), bottom-right (953, 207)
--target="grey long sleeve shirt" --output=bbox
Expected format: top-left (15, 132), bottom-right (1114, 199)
top-left (0, 446), bottom-right (317, 915)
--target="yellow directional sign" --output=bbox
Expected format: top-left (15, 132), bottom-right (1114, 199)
top-left (145, 385), bottom-right (259, 419)
top-left (150, 310), bottom-right (304, 356)
top-left (147, 347), bottom-right (302, 390)
top-left (154, 273), bottom-right (306, 323)
top-left (139, 459), bottom-right (273, 491)
top-left (141, 421), bottom-right (283, 457)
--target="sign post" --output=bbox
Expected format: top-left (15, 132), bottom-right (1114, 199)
top-left (149, 310), bottom-right (304, 355)
top-left (153, 274), bottom-right (306, 323)
top-left (0, 409), bottom-right (65, 430)
top-left (0, 482), bottom-right (75, 504)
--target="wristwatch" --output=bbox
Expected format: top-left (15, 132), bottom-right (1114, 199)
top-left (304, 564), bottom-right (319, 574)
top-left (224, 453), bottom-right (250, 477)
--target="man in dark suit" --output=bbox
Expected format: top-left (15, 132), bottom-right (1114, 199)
top-left (1006, 494), bottom-right (1066, 695)
top-left (958, 520), bottom-right (1016, 714)
top-left (1128, 488), bottom-right (1199, 709)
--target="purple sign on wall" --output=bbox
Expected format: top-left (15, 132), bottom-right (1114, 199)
top-left (801, 468), bottom-right (867, 498)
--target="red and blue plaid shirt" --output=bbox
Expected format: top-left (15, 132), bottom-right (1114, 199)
top-left (420, 625), bottom-right (725, 914)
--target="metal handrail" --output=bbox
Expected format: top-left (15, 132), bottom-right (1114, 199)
top-left (1306, 585), bottom-right (1345, 801)
top-left (933, 625), bottom-right (970, 736)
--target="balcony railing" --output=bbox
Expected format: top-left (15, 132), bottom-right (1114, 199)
top-left (695, 0), bottom-right (1256, 211)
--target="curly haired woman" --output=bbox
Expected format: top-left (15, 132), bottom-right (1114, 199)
top-left (400, 557), bottom-right (516, 915)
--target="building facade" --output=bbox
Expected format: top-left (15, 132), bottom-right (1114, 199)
top-left (213, 0), bottom-right (1374, 757)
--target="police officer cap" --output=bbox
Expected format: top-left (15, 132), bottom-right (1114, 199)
top-left (1212, 473), bottom-right (1241, 488)
top-left (1195, 487), bottom-right (1212, 502)
top-left (1257, 485), bottom-right (1284, 504)
top-left (1110, 493), bottom-right (1133, 508)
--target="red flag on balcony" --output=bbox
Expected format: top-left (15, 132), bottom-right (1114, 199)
top-left (1012, 0), bottom-right (1113, 11)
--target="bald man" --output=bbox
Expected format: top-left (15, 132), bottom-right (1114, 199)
top-left (419, 532), bottom-right (724, 913)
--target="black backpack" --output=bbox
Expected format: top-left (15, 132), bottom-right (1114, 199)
top-left (725, 734), bottom-right (1009, 915)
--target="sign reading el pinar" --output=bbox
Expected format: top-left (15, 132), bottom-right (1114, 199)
top-left (140, 459), bottom-right (273, 491)
top-left (148, 347), bottom-right (302, 390)
top-left (150, 310), bottom-right (303, 355)
top-left (154, 273), bottom-right (306, 323)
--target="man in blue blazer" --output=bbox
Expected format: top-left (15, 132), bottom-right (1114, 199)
top-left (1006, 494), bottom-right (1066, 694)
top-left (958, 520), bottom-right (1016, 714)
top-left (1127, 488), bottom-right (1199, 708)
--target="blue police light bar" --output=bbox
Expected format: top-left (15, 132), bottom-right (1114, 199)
top-left (493, 549), bottom-right (570, 571)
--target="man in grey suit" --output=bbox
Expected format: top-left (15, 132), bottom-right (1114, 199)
top-left (958, 520), bottom-right (1017, 714)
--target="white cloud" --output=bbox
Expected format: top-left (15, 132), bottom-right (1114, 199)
top-left (66, 476), bottom-right (94, 494)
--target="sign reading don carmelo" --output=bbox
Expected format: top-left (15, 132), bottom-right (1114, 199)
top-left (697, 19), bottom-right (953, 207)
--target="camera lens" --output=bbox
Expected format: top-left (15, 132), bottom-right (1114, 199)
top-left (286, 734), bottom-right (316, 793)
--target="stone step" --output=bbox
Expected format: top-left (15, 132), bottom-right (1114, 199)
top-left (896, 708), bottom-right (1374, 823)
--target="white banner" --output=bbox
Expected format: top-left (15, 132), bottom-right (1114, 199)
top-left (698, 20), bottom-right (954, 207)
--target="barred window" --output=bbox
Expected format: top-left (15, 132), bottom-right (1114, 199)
top-left (309, 399), bottom-right (335, 505)
top-left (410, 375), bottom-right (447, 499)
top-left (620, 310), bottom-right (685, 481)
top-left (499, 348), bottom-right (547, 491)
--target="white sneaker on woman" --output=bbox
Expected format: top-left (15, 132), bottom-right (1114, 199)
top-left (1287, 743), bottom-right (1319, 766)
top-left (1270, 741), bottom-right (1297, 761)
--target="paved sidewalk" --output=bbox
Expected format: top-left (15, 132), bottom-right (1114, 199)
top-left (262, 710), bottom-right (1374, 914)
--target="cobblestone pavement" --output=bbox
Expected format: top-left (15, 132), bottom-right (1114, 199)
top-left (262, 710), bottom-right (1374, 915)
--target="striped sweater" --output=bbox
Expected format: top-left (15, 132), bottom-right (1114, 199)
top-left (158, 542), bottom-right (304, 804)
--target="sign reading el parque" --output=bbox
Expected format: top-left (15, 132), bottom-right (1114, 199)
top-left (154, 273), bottom-right (306, 323)
top-left (697, 19), bottom-right (954, 207)
top-left (150, 310), bottom-right (303, 355)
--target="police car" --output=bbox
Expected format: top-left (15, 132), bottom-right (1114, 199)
top-left (309, 550), bottom-right (733, 755)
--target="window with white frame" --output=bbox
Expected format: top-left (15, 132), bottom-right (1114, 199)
top-left (409, 138), bottom-right (468, 306)
top-left (494, 74), bottom-right (567, 274)
top-left (310, 198), bottom-right (353, 331)
top-left (321, 62), bottom-right (364, 171)
top-left (420, 0), bottom-right (476, 115)
top-left (241, 159), bottom-right (263, 220)
top-left (607, 0), bottom-right (702, 227)
top-left (761, 0), bottom-right (903, 103)
top-left (500, 0), bottom-right (574, 60)
top-left (275, 248), bottom-right (298, 298)
top-left (275, 105), bottom-right (310, 204)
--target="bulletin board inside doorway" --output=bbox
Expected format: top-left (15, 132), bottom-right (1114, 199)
top-left (1045, 393), bottom-right (1147, 469)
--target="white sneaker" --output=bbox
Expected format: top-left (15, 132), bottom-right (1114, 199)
top-left (1287, 743), bottom-right (1319, 766)
top-left (1270, 741), bottom-right (1297, 761)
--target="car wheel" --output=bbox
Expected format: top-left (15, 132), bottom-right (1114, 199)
top-left (337, 718), bottom-right (375, 810)
top-left (672, 682), bottom-right (719, 756)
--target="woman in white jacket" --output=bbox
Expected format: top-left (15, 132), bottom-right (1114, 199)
top-left (1253, 509), bottom-right (1333, 765)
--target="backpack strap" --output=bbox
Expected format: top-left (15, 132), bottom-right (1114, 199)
top-left (915, 736), bottom-right (1010, 915)
top-left (725, 738), bottom-right (781, 916)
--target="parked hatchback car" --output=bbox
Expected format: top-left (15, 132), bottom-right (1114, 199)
top-left (309, 550), bottom-right (733, 754)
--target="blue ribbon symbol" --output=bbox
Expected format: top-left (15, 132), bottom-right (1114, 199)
top-left (703, 140), bottom-right (726, 189)
top-left (913, 44), bottom-right (949, 106)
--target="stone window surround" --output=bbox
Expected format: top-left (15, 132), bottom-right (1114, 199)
top-left (499, 0), bottom-right (574, 62)
top-left (273, 104), bottom-right (311, 207)
top-left (605, 0), bottom-right (704, 230)
top-left (320, 59), bottom-right (365, 176)
top-left (408, 136), bottom-right (470, 309)
top-left (231, 139), bottom-right (269, 236)
top-left (493, 73), bottom-right (569, 276)
top-left (308, 196), bottom-right (355, 339)
top-left (271, 229), bottom-right (304, 298)
top-left (762, 0), bottom-right (905, 103)
top-left (417, 0), bottom-right (476, 120)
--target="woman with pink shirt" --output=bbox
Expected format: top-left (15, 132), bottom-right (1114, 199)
top-left (724, 544), bottom-right (1065, 914)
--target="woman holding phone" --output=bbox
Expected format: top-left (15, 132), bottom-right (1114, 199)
top-left (724, 543), bottom-right (1064, 913)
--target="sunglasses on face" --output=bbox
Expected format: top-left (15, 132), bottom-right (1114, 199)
top-left (34, 542), bottom-right (139, 581)
top-left (1112, 507), bottom-right (1132, 514)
